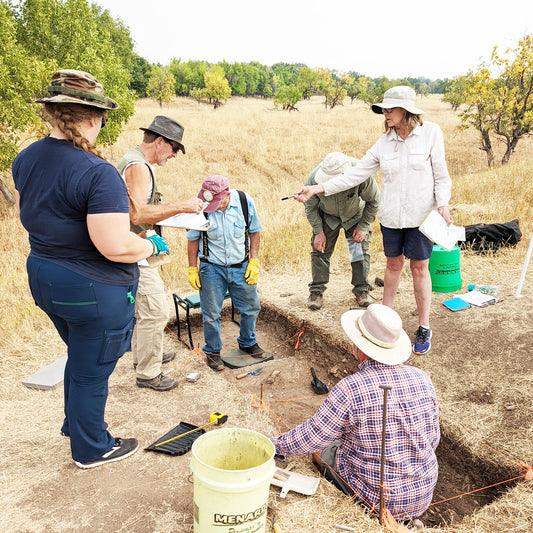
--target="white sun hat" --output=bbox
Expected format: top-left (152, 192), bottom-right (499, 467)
top-left (314, 152), bottom-right (352, 184)
top-left (341, 304), bottom-right (411, 365)
top-left (371, 85), bottom-right (424, 115)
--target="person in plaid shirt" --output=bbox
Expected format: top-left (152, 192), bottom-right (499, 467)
top-left (271, 304), bottom-right (440, 520)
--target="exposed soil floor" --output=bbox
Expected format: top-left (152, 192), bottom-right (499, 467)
top-left (2, 268), bottom-right (532, 532)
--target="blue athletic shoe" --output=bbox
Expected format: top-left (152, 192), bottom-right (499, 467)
top-left (413, 326), bottom-right (432, 355)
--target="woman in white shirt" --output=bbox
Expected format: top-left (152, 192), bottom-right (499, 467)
top-left (295, 86), bottom-right (452, 356)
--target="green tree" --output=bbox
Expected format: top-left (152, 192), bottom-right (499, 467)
top-left (129, 54), bottom-right (151, 97)
top-left (91, 4), bottom-right (135, 74)
top-left (14, 0), bottom-right (136, 144)
top-left (201, 66), bottom-right (231, 109)
top-left (321, 71), bottom-right (352, 110)
top-left (297, 67), bottom-right (318, 100)
top-left (272, 62), bottom-right (301, 88)
top-left (252, 62), bottom-right (274, 98)
top-left (222, 61), bottom-right (246, 96)
top-left (442, 76), bottom-right (468, 111)
top-left (0, 0), bottom-right (50, 203)
top-left (146, 65), bottom-right (175, 107)
top-left (170, 59), bottom-right (208, 95)
top-left (273, 85), bottom-right (302, 111)
top-left (346, 76), bottom-right (374, 104)
top-left (458, 35), bottom-right (533, 166)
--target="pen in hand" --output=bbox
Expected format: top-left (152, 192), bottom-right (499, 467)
top-left (281, 194), bottom-right (297, 201)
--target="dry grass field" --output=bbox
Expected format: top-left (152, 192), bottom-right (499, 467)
top-left (0, 94), bottom-right (532, 532)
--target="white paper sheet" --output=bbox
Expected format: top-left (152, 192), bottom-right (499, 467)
top-left (459, 290), bottom-right (498, 306)
top-left (157, 211), bottom-right (211, 231)
top-left (419, 210), bottom-right (466, 251)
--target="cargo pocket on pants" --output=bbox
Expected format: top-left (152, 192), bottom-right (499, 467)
top-left (98, 317), bottom-right (135, 365)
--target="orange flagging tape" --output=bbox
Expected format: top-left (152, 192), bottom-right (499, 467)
top-left (382, 509), bottom-right (410, 533)
top-left (294, 327), bottom-right (305, 350)
top-left (520, 461), bottom-right (533, 481)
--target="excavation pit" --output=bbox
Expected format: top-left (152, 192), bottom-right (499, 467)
top-left (172, 302), bottom-right (520, 528)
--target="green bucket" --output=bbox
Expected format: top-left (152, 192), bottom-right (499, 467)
top-left (429, 245), bottom-right (462, 293)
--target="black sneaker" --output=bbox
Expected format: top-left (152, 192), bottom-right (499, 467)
top-left (205, 352), bottom-right (225, 371)
top-left (74, 438), bottom-right (139, 469)
top-left (238, 343), bottom-right (266, 358)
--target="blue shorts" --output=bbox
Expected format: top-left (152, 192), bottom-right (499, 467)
top-left (380, 225), bottom-right (434, 260)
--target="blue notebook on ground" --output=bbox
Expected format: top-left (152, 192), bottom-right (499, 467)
top-left (442, 297), bottom-right (471, 312)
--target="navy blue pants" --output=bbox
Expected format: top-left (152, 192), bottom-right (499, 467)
top-left (27, 256), bottom-right (137, 463)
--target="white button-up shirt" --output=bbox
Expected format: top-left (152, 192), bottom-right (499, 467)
top-left (322, 121), bottom-right (451, 228)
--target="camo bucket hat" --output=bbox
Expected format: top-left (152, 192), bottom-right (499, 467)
top-left (35, 69), bottom-right (119, 110)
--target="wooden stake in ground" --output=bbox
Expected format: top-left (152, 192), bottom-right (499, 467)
top-left (379, 385), bottom-right (392, 526)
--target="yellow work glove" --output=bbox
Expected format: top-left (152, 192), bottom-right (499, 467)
top-left (244, 258), bottom-right (260, 285)
top-left (187, 266), bottom-right (201, 290)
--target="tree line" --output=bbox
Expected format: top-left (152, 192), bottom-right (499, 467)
top-left (1, 0), bottom-right (532, 203)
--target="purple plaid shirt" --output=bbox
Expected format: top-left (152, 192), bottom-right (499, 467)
top-left (272, 360), bottom-right (440, 519)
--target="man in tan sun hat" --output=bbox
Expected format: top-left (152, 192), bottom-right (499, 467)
top-left (304, 152), bottom-right (379, 310)
top-left (116, 116), bottom-right (204, 392)
top-left (271, 303), bottom-right (440, 521)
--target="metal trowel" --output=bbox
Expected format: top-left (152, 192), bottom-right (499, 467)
top-left (310, 367), bottom-right (329, 395)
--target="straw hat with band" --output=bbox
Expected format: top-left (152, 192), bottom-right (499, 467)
top-left (140, 115), bottom-right (186, 154)
top-left (35, 69), bottom-right (119, 110)
top-left (341, 304), bottom-right (411, 365)
top-left (371, 85), bottom-right (424, 115)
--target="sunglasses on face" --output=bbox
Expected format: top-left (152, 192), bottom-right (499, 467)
top-left (382, 108), bottom-right (394, 114)
top-left (101, 114), bottom-right (108, 127)
top-left (163, 137), bottom-right (180, 153)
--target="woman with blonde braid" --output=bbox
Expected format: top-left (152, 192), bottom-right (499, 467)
top-left (12, 70), bottom-right (168, 469)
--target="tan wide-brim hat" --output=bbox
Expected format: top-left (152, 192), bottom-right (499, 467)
top-left (314, 152), bottom-right (352, 184)
top-left (371, 85), bottom-right (424, 115)
top-left (341, 304), bottom-right (411, 365)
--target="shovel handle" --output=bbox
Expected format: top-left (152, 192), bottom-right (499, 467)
top-left (236, 372), bottom-right (248, 379)
top-left (310, 367), bottom-right (317, 380)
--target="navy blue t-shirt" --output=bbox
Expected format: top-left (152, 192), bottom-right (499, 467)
top-left (12, 136), bottom-right (138, 285)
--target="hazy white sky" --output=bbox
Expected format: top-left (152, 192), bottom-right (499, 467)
top-left (94, 0), bottom-right (532, 80)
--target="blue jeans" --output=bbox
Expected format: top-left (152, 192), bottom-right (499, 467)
top-left (26, 256), bottom-right (137, 463)
top-left (199, 261), bottom-right (261, 353)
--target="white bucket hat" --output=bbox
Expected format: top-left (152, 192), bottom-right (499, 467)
top-left (314, 152), bottom-right (352, 184)
top-left (341, 304), bottom-right (411, 365)
top-left (371, 85), bottom-right (424, 115)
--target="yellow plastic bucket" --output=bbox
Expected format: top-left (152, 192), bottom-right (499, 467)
top-left (190, 428), bottom-right (275, 533)
top-left (429, 244), bottom-right (462, 293)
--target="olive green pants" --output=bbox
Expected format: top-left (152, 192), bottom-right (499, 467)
top-left (309, 223), bottom-right (372, 295)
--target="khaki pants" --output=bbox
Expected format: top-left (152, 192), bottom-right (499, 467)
top-left (132, 266), bottom-right (169, 380)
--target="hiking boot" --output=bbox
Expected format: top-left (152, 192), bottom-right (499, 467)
top-left (133, 351), bottom-right (176, 370)
top-left (205, 352), bottom-right (225, 371)
top-left (355, 291), bottom-right (370, 308)
top-left (239, 343), bottom-right (266, 358)
top-left (308, 292), bottom-right (323, 310)
top-left (136, 373), bottom-right (178, 391)
top-left (162, 351), bottom-right (176, 364)
top-left (74, 438), bottom-right (139, 469)
top-left (413, 326), bottom-right (432, 355)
